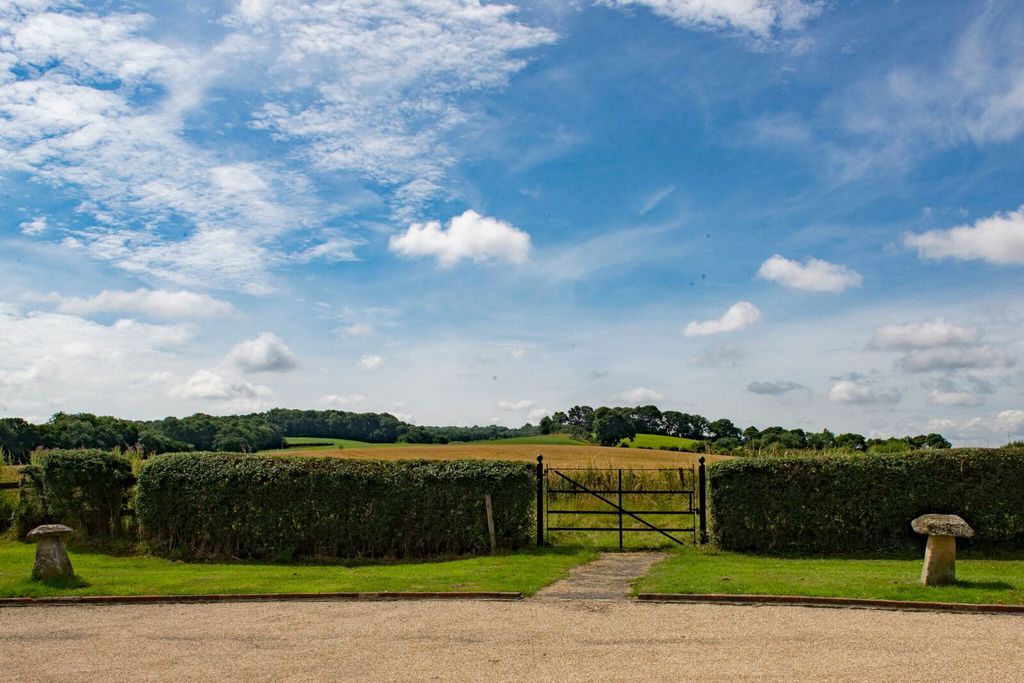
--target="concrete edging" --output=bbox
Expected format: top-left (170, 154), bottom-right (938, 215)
top-left (636, 592), bottom-right (1024, 615)
top-left (0, 591), bottom-right (523, 608)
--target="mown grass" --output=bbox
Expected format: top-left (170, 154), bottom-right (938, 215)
top-left (0, 540), bottom-right (597, 598)
top-left (635, 547), bottom-right (1024, 604)
top-left (620, 433), bottom-right (700, 451)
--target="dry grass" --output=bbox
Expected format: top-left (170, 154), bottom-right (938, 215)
top-left (0, 465), bottom-right (17, 483)
top-left (279, 444), bottom-right (730, 469)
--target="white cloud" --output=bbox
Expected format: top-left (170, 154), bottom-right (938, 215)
top-left (389, 210), bottom-right (531, 267)
top-left (172, 369), bottom-right (271, 400)
top-left (320, 393), bottom-right (366, 408)
top-left (868, 319), bottom-right (980, 350)
top-left (604, 0), bottom-right (822, 38)
top-left (359, 354), bottom-right (384, 370)
top-left (54, 288), bottom-right (235, 320)
top-left (227, 332), bottom-right (298, 372)
top-left (341, 323), bottom-right (376, 338)
top-left (997, 410), bottom-right (1024, 432)
top-left (897, 346), bottom-right (1016, 373)
top-left (615, 387), bottom-right (664, 404)
top-left (928, 390), bottom-right (984, 407)
top-left (497, 399), bottom-right (534, 411)
top-left (757, 254), bottom-right (862, 292)
top-left (828, 381), bottom-right (901, 405)
top-left (684, 301), bottom-right (761, 336)
top-left (904, 206), bottom-right (1024, 265)
top-left (110, 319), bottom-right (196, 347)
top-left (224, 0), bottom-right (556, 219)
top-left (639, 185), bottom-right (676, 215)
top-left (19, 216), bottom-right (47, 236)
top-left (527, 407), bottom-right (551, 421)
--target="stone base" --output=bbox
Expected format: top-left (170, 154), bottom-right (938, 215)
top-left (32, 538), bottom-right (74, 582)
top-left (921, 535), bottom-right (956, 586)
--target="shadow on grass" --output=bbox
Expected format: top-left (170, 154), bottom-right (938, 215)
top-left (38, 574), bottom-right (89, 590)
top-left (954, 579), bottom-right (1014, 590)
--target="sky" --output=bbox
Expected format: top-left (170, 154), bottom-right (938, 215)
top-left (1, 0), bottom-right (1023, 445)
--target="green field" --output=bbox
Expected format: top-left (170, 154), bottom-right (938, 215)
top-left (0, 540), bottom-right (597, 598)
top-left (619, 433), bottom-right (700, 451)
top-left (467, 434), bottom-right (586, 446)
top-left (636, 548), bottom-right (1024, 604)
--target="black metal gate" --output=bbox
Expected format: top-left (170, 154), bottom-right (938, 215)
top-left (535, 455), bottom-right (707, 548)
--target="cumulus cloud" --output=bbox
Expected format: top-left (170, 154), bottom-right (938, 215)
top-left (227, 332), bottom-right (298, 372)
top-left (928, 390), bottom-right (984, 407)
top-left (320, 393), bottom-right (366, 408)
top-left (497, 399), bottom-right (534, 411)
top-left (684, 301), bottom-right (761, 336)
top-left (747, 380), bottom-right (804, 395)
top-left (359, 354), bottom-right (384, 370)
top-left (897, 346), bottom-right (1016, 373)
top-left (615, 387), bottom-right (664, 404)
top-left (828, 380), bottom-right (901, 405)
top-left (997, 409), bottom-right (1024, 432)
top-left (868, 319), bottom-right (979, 350)
top-left (389, 210), bottom-right (531, 267)
top-left (603, 0), bottom-right (822, 38)
top-left (172, 369), bottom-right (271, 400)
top-left (904, 205), bottom-right (1024, 265)
top-left (757, 254), bottom-right (862, 292)
top-left (54, 289), bottom-right (235, 320)
top-left (19, 216), bottom-right (47, 236)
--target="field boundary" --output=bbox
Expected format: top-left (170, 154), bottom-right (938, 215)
top-left (0, 590), bottom-right (523, 608)
top-left (636, 592), bottom-right (1024, 615)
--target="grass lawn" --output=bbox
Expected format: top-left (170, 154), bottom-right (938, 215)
top-left (635, 548), bottom-right (1024, 605)
top-left (0, 540), bottom-right (597, 598)
top-left (620, 433), bottom-right (700, 452)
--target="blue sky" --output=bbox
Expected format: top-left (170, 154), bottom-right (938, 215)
top-left (2, 0), bottom-right (1023, 444)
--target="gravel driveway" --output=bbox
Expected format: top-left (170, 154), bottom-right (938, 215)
top-left (3, 599), bottom-right (1023, 681)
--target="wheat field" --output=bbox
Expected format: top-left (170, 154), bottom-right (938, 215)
top-left (279, 444), bottom-right (730, 469)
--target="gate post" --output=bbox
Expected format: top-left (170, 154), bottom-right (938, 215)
top-left (536, 454), bottom-right (545, 547)
top-left (698, 456), bottom-right (708, 545)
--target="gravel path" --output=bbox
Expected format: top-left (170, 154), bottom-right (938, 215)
top-left (534, 552), bottom-right (667, 601)
top-left (3, 599), bottom-right (1023, 681)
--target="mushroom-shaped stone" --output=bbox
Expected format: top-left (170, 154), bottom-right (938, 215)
top-left (911, 514), bottom-right (974, 586)
top-left (27, 524), bottom-right (75, 582)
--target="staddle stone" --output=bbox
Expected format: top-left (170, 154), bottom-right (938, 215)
top-left (911, 514), bottom-right (973, 586)
top-left (27, 524), bottom-right (75, 582)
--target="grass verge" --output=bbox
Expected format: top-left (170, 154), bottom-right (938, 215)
top-left (0, 541), bottom-right (597, 599)
top-left (635, 547), bottom-right (1024, 605)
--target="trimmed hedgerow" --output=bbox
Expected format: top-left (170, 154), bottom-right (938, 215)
top-left (14, 450), bottom-right (135, 540)
top-left (709, 448), bottom-right (1024, 554)
top-left (136, 453), bottom-right (534, 560)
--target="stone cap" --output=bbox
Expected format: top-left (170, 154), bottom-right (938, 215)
top-left (26, 524), bottom-right (75, 541)
top-left (911, 514), bottom-right (974, 538)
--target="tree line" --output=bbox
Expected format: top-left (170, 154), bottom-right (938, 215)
top-left (0, 409), bottom-right (535, 463)
top-left (1, 404), bottom-right (951, 464)
top-left (539, 404), bottom-right (952, 453)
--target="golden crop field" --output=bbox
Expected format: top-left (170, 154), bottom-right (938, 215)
top-left (281, 444), bottom-right (731, 469)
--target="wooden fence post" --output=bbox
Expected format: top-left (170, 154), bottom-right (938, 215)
top-left (536, 454), bottom-right (544, 547)
top-left (484, 493), bottom-right (497, 554)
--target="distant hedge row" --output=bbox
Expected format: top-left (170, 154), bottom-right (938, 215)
top-left (136, 453), bottom-right (534, 560)
top-left (13, 449), bottom-right (135, 539)
top-left (708, 448), bottom-right (1024, 554)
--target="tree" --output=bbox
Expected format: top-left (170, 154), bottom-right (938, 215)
top-left (835, 432), bottom-right (867, 451)
top-left (707, 418), bottom-right (741, 442)
top-left (629, 405), bottom-right (665, 434)
top-left (566, 405), bottom-right (595, 432)
top-left (592, 407), bottom-right (637, 447)
top-left (923, 433), bottom-right (951, 449)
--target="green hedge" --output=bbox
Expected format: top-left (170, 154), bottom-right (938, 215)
top-left (13, 450), bottom-right (135, 540)
top-left (136, 453), bottom-right (534, 560)
top-left (709, 448), bottom-right (1024, 554)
